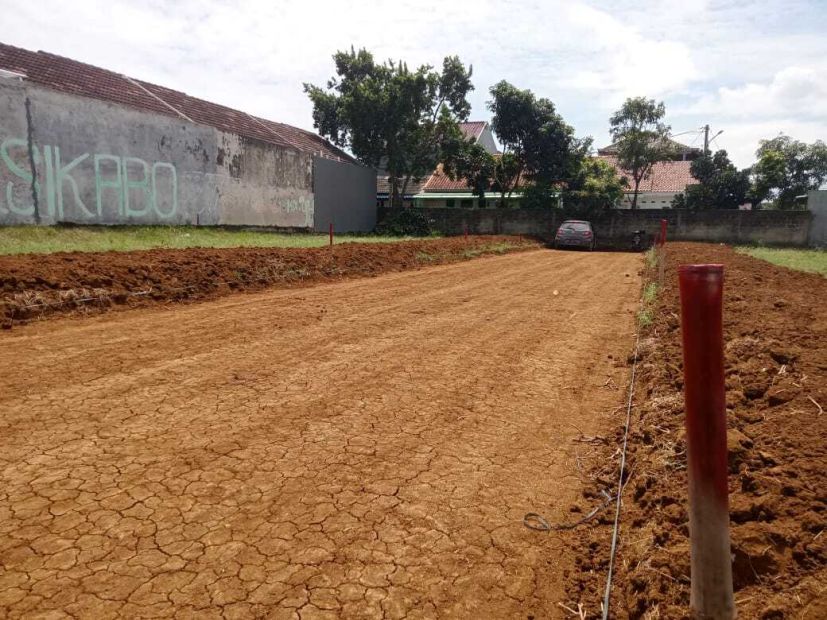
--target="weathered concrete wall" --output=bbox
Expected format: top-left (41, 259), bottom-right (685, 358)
top-left (807, 190), bottom-right (827, 248)
top-left (0, 80), bottom-right (314, 227)
top-left (312, 156), bottom-right (376, 233)
top-left (382, 207), bottom-right (814, 247)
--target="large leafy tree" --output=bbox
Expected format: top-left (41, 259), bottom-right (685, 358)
top-left (751, 135), bottom-right (827, 209)
top-left (441, 140), bottom-right (497, 206)
top-left (672, 150), bottom-right (750, 210)
top-left (304, 48), bottom-right (473, 207)
top-left (487, 81), bottom-right (586, 207)
top-left (564, 158), bottom-right (628, 210)
top-left (609, 97), bottom-right (674, 209)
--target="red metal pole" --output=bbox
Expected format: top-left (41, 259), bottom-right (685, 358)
top-left (678, 264), bottom-right (734, 620)
top-left (329, 221), bottom-right (333, 247)
top-left (660, 219), bottom-right (668, 247)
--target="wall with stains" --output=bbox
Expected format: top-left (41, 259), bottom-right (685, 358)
top-left (0, 79), bottom-right (314, 227)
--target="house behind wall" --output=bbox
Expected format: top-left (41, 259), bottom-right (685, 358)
top-left (0, 43), bottom-right (376, 230)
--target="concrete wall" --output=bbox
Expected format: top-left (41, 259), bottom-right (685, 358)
top-left (382, 207), bottom-right (814, 247)
top-left (0, 79), bottom-right (314, 227)
top-left (313, 156), bottom-right (376, 233)
top-left (477, 126), bottom-right (498, 155)
top-left (807, 190), bottom-right (827, 247)
top-left (618, 191), bottom-right (678, 209)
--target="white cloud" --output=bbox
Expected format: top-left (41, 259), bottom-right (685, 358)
top-left (560, 3), bottom-right (699, 104)
top-left (686, 65), bottom-right (827, 120)
top-left (0, 0), bottom-right (824, 168)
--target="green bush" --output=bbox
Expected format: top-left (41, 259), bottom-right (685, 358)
top-left (375, 208), bottom-right (431, 236)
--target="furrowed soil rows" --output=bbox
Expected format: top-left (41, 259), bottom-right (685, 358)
top-left (568, 242), bottom-right (826, 619)
top-left (0, 249), bottom-right (641, 618)
top-left (0, 236), bottom-right (539, 327)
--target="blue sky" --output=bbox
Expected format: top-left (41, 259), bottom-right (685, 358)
top-left (3, 0), bottom-right (825, 167)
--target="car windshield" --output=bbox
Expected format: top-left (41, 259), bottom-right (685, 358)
top-left (561, 223), bottom-right (590, 232)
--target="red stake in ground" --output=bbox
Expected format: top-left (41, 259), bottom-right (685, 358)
top-left (329, 221), bottom-right (334, 247)
top-left (678, 264), bottom-right (735, 619)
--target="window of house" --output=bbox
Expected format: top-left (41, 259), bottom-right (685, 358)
top-left (445, 199), bottom-right (455, 207)
top-left (460, 199), bottom-right (473, 208)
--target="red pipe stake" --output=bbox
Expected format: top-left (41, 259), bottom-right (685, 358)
top-left (329, 221), bottom-right (333, 247)
top-left (660, 219), bottom-right (668, 247)
top-left (678, 264), bottom-right (734, 619)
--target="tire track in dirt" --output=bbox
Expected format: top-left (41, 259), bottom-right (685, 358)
top-left (0, 249), bottom-right (641, 618)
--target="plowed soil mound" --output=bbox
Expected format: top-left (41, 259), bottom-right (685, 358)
top-left (0, 236), bottom-right (539, 327)
top-left (567, 242), bottom-right (826, 619)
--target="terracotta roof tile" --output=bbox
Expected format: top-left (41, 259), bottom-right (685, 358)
top-left (376, 176), bottom-right (427, 196)
top-left (458, 121), bottom-right (486, 141)
top-left (598, 155), bottom-right (697, 193)
top-left (422, 164), bottom-right (467, 192)
top-left (0, 42), bottom-right (353, 163)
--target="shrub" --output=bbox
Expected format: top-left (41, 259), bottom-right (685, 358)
top-left (375, 208), bottom-right (431, 236)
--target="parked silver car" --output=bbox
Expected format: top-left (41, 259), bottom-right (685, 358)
top-left (554, 220), bottom-right (596, 250)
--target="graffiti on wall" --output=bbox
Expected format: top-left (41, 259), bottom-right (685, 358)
top-left (1, 138), bottom-right (178, 219)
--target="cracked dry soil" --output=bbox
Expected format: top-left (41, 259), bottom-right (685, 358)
top-left (0, 249), bottom-right (641, 618)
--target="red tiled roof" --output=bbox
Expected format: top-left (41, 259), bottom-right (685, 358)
top-left (597, 139), bottom-right (701, 159)
top-left (0, 42), bottom-right (354, 163)
top-left (422, 159), bottom-right (531, 193)
top-left (376, 176), bottom-right (427, 196)
top-left (459, 121), bottom-right (486, 141)
top-left (598, 155), bottom-right (697, 193)
top-left (422, 164), bottom-right (468, 192)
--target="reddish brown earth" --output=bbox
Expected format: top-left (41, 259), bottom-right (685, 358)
top-left (0, 249), bottom-right (641, 618)
top-left (568, 243), bottom-right (826, 619)
top-left (0, 236), bottom-right (540, 328)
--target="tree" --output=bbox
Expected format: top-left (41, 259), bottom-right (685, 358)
top-left (609, 97), bottom-right (674, 209)
top-left (304, 48), bottom-right (473, 207)
top-left (564, 157), bottom-right (628, 210)
top-left (750, 135), bottom-right (827, 209)
top-left (442, 140), bottom-right (496, 206)
top-left (671, 150), bottom-right (750, 210)
top-left (487, 81), bottom-right (586, 207)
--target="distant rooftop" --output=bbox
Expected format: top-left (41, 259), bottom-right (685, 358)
top-left (0, 42), bottom-right (354, 164)
top-left (597, 138), bottom-right (702, 161)
top-left (598, 155), bottom-right (697, 193)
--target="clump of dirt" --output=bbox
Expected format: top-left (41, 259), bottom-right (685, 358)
top-left (0, 236), bottom-right (540, 328)
top-left (565, 242), bottom-right (826, 619)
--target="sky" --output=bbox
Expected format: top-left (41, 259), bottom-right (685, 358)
top-left (2, 0), bottom-right (826, 168)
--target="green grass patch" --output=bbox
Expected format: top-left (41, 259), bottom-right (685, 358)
top-left (645, 247), bottom-right (659, 270)
top-left (0, 225), bottom-right (421, 255)
top-left (638, 282), bottom-right (659, 328)
top-left (637, 307), bottom-right (655, 328)
top-left (736, 246), bottom-right (827, 277)
top-left (642, 282), bottom-right (659, 304)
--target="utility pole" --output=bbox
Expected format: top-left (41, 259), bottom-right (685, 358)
top-left (702, 125), bottom-right (723, 156)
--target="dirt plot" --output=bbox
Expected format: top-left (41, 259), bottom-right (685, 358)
top-left (569, 243), bottom-right (826, 619)
top-left (0, 249), bottom-right (641, 618)
top-left (0, 236), bottom-right (539, 327)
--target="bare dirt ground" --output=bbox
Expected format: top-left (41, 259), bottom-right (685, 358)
top-left (569, 243), bottom-right (826, 619)
top-left (0, 249), bottom-right (641, 619)
top-left (0, 236), bottom-right (539, 327)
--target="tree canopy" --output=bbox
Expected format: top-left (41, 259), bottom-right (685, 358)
top-left (487, 81), bottom-right (587, 207)
top-left (609, 97), bottom-right (673, 209)
top-left (564, 158), bottom-right (628, 211)
top-left (304, 48), bottom-right (473, 206)
top-left (671, 150), bottom-right (750, 210)
top-left (750, 135), bottom-right (827, 209)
